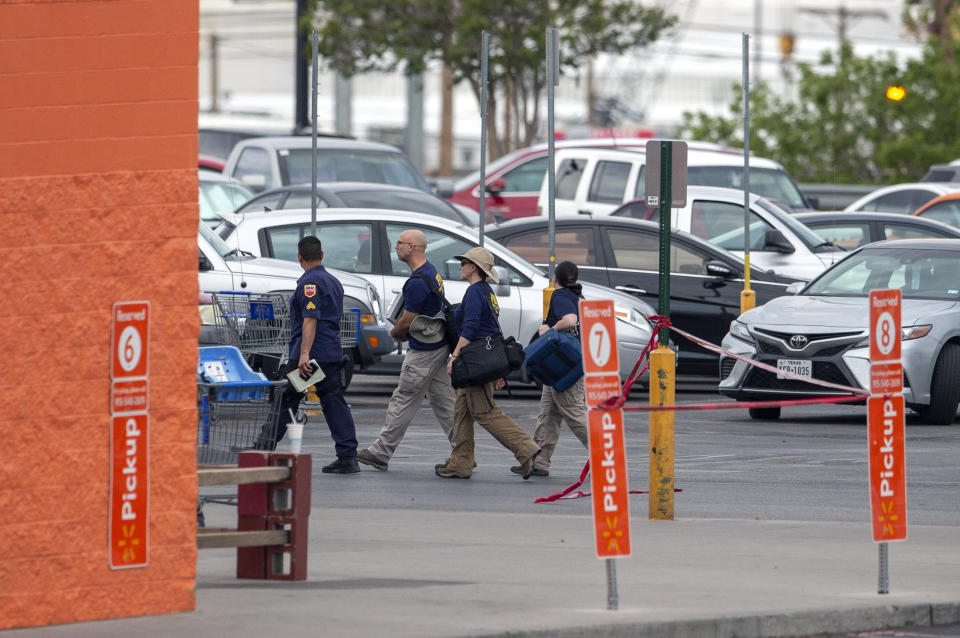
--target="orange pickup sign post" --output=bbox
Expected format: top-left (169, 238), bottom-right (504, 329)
top-left (109, 301), bottom-right (150, 570)
top-left (580, 299), bottom-right (629, 611)
top-left (867, 289), bottom-right (906, 595)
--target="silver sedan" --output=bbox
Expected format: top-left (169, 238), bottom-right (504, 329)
top-left (718, 239), bottom-right (960, 425)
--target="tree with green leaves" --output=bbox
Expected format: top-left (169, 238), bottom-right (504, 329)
top-left (679, 40), bottom-right (960, 184)
top-left (303, 0), bottom-right (674, 158)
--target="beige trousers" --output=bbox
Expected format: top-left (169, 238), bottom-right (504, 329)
top-left (367, 346), bottom-right (455, 462)
top-left (444, 381), bottom-right (540, 475)
top-left (533, 377), bottom-right (589, 470)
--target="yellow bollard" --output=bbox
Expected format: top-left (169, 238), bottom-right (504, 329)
top-left (648, 345), bottom-right (675, 520)
top-left (542, 285), bottom-right (555, 321)
top-left (741, 253), bottom-right (756, 314)
top-left (740, 288), bottom-right (756, 314)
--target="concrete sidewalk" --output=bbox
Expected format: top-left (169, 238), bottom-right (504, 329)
top-left (9, 506), bottom-right (960, 638)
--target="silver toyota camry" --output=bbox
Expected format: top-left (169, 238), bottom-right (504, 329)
top-left (718, 239), bottom-right (960, 425)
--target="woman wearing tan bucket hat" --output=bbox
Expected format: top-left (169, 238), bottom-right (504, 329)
top-left (434, 247), bottom-right (541, 479)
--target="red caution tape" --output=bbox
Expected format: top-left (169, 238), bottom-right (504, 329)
top-left (535, 460), bottom-right (683, 503)
top-left (536, 316), bottom-right (872, 504)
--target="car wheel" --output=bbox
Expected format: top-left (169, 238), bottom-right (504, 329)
top-left (917, 343), bottom-right (960, 425)
top-left (748, 406), bottom-right (781, 420)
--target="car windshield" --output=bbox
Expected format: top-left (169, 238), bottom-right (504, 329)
top-left (199, 222), bottom-right (240, 258)
top-left (199, 181), bottom-right (253, 222)
top-left (755, 198), bottom-right (832, 249)
top-left (279, 149), bottom-right (429, 191)
top-left (453, 149), bottom-right (530, 191)
top-left (336, 190), bottom-right (461, 222)
top-left (804, 247), bottom-right (960, 300)
top-left (685, 166), bottom-right (807, 210)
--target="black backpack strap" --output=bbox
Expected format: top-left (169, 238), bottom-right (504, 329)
top-left (413, 273), bottom-right (453, 309)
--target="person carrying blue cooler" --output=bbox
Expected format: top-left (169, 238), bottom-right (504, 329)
top-left (512, 261), bottom-right (588, 477)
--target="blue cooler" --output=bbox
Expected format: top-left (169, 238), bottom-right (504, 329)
top-left (523, 329), bottom-right (583, 392)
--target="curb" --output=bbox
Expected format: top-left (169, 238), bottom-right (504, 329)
top-left (471, 601), bottom-right (960, 638)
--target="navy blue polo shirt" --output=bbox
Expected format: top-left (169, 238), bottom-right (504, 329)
top-left (288, 265), bottom-right (344, 363)
top-left (455, 281), bottom-right (500, 341)
top-left (402, 261), bottom-right (445, 351)
top-left (545, 287), bottom-right (581, 329)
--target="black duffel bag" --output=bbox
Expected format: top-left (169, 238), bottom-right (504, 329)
top-left (451, 334), bottom-right (512, 389)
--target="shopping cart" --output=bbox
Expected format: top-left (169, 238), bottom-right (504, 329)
top-left (212, 291), bottom-right (361, 356)
top-left (340, 307), bottom-right (361, 348)
top-left (197, 346), bottom-right (289, 522)
top-left (197, 346), bottom-right (286, 465)
top-left (212, 291), bottom-right (290, 358)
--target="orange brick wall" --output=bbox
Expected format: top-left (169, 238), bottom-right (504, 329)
top-left (0, 0), bottom-right (199, 629)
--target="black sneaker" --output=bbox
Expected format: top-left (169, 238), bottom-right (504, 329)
top-left (322, 457), bottom-right (361, 474)
top-left (356, 449), bottom-right (388, 471)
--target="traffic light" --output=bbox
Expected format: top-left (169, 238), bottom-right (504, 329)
top-left (886, 86), bottom-right (906, 102)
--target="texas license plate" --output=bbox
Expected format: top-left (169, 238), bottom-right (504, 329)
top-left (777, 359), bottom-right (811, 379)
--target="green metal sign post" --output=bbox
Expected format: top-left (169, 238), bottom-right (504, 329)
top-left (657, 141), bottom-right (672, 347)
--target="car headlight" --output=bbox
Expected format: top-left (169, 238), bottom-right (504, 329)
top-left (366, 283), bottom-right (384, 325)
top-left (729, 320), bottom-right (753, 342)
top-left (614, 305), bottom-right (651, 332)
top-left (854, 324), bottom-right (932, 348)
top-left (902, 324), bottom-right (932, 340)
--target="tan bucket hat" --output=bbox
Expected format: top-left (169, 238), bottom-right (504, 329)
top-left (454, 246), bottom-right (499, 283)
top-left (408, 314), bottom-right (445, 344)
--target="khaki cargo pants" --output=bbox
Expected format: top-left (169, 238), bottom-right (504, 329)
top-left (533, 377), bottom-right (588, 470)
top-left (444, 381), bottom-right (540, 476)
top-left (367, 346), bottom-right (455, 463)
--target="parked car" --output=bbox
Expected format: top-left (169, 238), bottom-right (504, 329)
top-left (446, 137), bottom-right (656, 220)
top-left (718, 239), bottom-right (960, 425)
top-left (222, 136), bottom-right (429, 195)
top-left (199, 124), bottom-right (347, 163)
top-left (199, 171), bottom-right (253, 227)
top-left (536, 147), bottom-right (814, 217)
top-left (198, 222), bottom-right (394, 380)
top-left (920, 161), bottom-right (960, 183)
top-left (794, 211), bottom-right (960, 249)
top-left (235, 182), bottom-right (479, 226)
top-left (842, 182), bottom-right (960, 215)
top-left (486, 216), bottom-right (798, 375)
top-left (611, 186), bottom-right (845, 281)
top-left (216, 208), bottom-right (658, 381)
top-left (911, 191), bottom-right (960, 229)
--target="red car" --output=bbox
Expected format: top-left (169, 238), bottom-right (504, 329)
top-left (447, 137), bottom-right (733, 220)
top-left (447, 137), bottom-right (653, 220)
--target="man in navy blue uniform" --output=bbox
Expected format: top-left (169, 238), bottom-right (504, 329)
top-left (356, 229), bottom-right (455, 471)
top-left (278, 235), bottom-right (360, 474)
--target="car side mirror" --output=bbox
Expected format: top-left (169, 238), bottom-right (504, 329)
top-left (199, 252), bottom-right (214, 272)
top-left (434, 178), bottom-right (455, 198)
top-left (493, 266), bottom-right (511, 297)
top-left (785, 281), bottom-right (806, 295)
top-left (705, 260), bottom-right (736, 278)
top-left (763, 229), bottom-right (795, 254)
top-left (239, 174), bottom-right (267, 192)
top-left (805, 195), bottom-right (820, 210)
top-left (485, 178), bottom-right (506, 195)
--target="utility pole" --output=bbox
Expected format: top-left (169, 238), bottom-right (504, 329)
top-left (799, 5), bottom-right (887, 49)
top-left (209, 32), bottom-right (220, 113)
top-left (295, 0), bottom-right (310, 131)
top-left (752, 0), bottom-right (762, 86)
